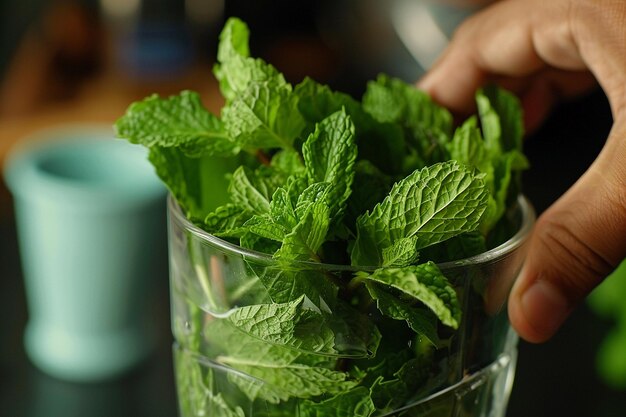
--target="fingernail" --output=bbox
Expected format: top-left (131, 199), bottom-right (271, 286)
top-left (520, 280), bottom-right (569, 339)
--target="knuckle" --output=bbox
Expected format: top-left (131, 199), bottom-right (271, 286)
top-left (534, 212), bottom-right (613, 300)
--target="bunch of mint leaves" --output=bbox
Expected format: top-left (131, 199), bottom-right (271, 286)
top-left (115, 16), bottom-right (527, 417)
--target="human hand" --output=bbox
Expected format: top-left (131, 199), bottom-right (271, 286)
top-left (418, 0), bottom-right (626, 343)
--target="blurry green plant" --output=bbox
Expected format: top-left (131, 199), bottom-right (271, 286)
top-left (587, 260), bottom-right (626, 390)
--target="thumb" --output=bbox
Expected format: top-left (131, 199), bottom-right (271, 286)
top-left (509, 120), bottom-right (626, 343)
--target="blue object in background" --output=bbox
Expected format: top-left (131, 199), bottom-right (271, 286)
top-left (116, 21), bottom-right (195, 81)
top-left (3, 126), bottom-right (167, 382)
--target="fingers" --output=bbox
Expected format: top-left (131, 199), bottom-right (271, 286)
top-left (416, 0), bottom-right (626, 344)
top-left (418, 0), bottom-right (550, 114)
top-left (509, 120), bottom-right (626, 343)
top-left (518, 70), bottom-right (598, 132)
top-left (417, 0), bottom-right (594, 120)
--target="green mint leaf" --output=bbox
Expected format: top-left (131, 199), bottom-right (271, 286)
top-left (476, 86), bottom-right (528, 230)
top-left (242, 214), bottom-right (288, 242)
top-left (351, 160), bottom-right (489, 267)
top-left (204, 203), bottom-right (253, 237)
top-left (447, 117), bottom-right (499, 232)
top-left (227, 296), bottom-right (335, 354)
top-left (345, 160), bottom-right (393, 230)
top-left (362, 74), bottom-right (453, 167)
top-left (369, 358), bottom-right (431, 411)
top-left (447, 117), bottom-right (493, 179)
top-left (302, 109), bottom-right (358, 224)
top-left (242, 182), bottom-right (331, 249)
top-left (216, 17), bottom-right (250, 62)
top-left (294, 77), bottom-right (363, 126)
top-left (364, 262), bottom-right (461, 329)
top-left (119, 17), bottom-right (532, 414)
top-left (240, 232), bottom-right (281, 254)
top-left (327, 302), bottom-right (382, 358)
top-left (365, 282), bottom-right (440, 346)
top-left (174, 348), bottom-right (246, 417)
top-left (381, 235), bottom-right (420, 268)
top-left (210, 320), bottom-right (356, 403)
top-left (299, 386), bottom-right (376, 417)
top-left (448, 115), bottom-right (528, 233)
top-left (294, 77), bottom-right (406, 176)
top-left (353, 349), bottom-right (413, 385)
top-left (270, 148), bottom-right (305, 177)
top-left (294, 183), bottom-right (332, 220)
top-left (419, 231), bottom-right (487, 263)
top-left (213, 17), bottom-right (287, 102)
top-left (148, 147), bottom-right (234, 220)
top-left (197, 391), bottom-right (245, 417)
top-left (207, 393), bottom-right (245, 417)
top-left (222, 79), bottom-right (306, 150)
top-left (268, 186), bottom-right (298, 230)
top-left (227, 296), bottom-right (380, 358)
top-left (275, 200), bottom-right (330, 262)
top-left (228, 166), bottom-right (273, 214)
top-left (364, 73), bottom-right (453, 134)
top-left (206, 159), bottom-right (299, 237)
top-left (477, 85), bottom-right (524, 153)
top-left (250, 263), bottom-right (338, 312)
top-left (114, 91), bottom-right (238, 157)
top-left (484, 150), bottom-right (529, 234)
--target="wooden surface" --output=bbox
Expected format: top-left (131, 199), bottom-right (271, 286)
top-left (0, 4), bottom-right (225, 219)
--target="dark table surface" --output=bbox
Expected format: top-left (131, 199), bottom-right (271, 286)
top-left (1, 90), bottom-right (625, 417)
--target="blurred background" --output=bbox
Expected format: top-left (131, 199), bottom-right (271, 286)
top-left (0, 0), bottom-right (624, 416)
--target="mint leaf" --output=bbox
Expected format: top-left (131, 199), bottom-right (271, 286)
top-left (242, 182), bottom-right (331, 250)
top-left (327, 302), bottom-right (382, 358)
top-left (477, 85), bottom-right (524, 153)
top-left (213, 17), bottom-right (287, 102)
top-left (294, 77), bottom-right (406, 176)
top-left (206, 393), bottom-right (245, 417)
top-left (227, 296), bottom-right (380, 358)
top-left (447, 117), bottom-right (499, 231)
top-left (364, 73), bottom-right (452, 132)
top-left (240, 232), bottom-right (281, 254)
top-left (115, 91), bottom-right (238, 157)
top-left (351, 161), bottom-right (489, 267)
top-left (365, 282), bottom-right (440, 346)
top-left (270, 149), bottom-right (305, 177)
top-left (370, 358), bottom-right (430, 411)
top-left (251, 264), bottom-right (338, 313)
top-left (222, 79), bottom-right (306, 150)
top-left (243, 214), bottom-right (289, 243)
top-left (381, 236), bottom-right (420, 268)
top-left (148, 147), bottom-right (234, 220)
top-left (228, 166), bottom-right (273, 214)
top-left (209, 320), bottom-right (356, 403)
top-left (447, 117), bottom-right (493, 179)
top-left (204, 203), bottom-right (253, 237)
top-left (363, 74), bottom-right (453, 167)
top-left (174, 349), bottom-right (246, 417)
top-left (299, 386), bottom-right (376, 417)
top-left (364, 262), bottom-right (461, 329)
top-left (449, 102), bottom-right (528, 233)
top-left (294, 77), bottom-right (364, 127)
top-left (227, 296), bottom-right (335, 354)
top-left (275, 200), bottom-right (330, 262)
top-left (302, 109), bottom-right (357, 223)
top-left (419, 231), bottom-right (487, 263)
top-left (345, 160), bottom-right (393, 230)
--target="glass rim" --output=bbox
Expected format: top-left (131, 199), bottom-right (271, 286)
top-left (168, 193), bottom-right (536, 272)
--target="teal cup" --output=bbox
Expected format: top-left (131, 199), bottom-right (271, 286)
top-left (4, 126), bottom-right (167, 382)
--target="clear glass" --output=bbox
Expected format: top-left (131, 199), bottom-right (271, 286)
top-left (168, 194), bottom-right (535, 417)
